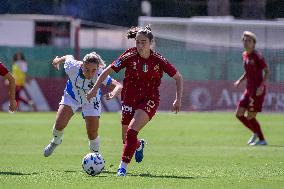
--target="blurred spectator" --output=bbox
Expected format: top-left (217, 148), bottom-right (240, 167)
top-left (12, 52), bottom-right (34, 111)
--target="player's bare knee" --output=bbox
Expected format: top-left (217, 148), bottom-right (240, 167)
top-left (247, 114), bottom-right (255, 120)
top-left (87, 132), bottom-right (98, 140)
top-left (235, 112), bottom-right (244, 118)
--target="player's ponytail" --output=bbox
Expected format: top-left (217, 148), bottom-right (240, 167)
top-left (126, 24), bottom-right (153, 41)
top-left (126, 26), bottom-right (140, 39)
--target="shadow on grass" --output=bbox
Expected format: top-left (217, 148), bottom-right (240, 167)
top-left (268, 145), bottom-right (284, 148)
top-left (103, 170), bottom-right (202, 179)
top-left (64, 170), bottom-right (77, 173)
top-left (0, 172), bottom-right (38, 176)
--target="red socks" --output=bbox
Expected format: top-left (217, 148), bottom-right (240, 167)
top-left (249, 118), bottom-right (265, 140)
top-left (121, 129), bottom-right (140, 163)
top-left (236, 116), bottom-right (255, 133)
top-left (237, 116), bottom-right (265, 140)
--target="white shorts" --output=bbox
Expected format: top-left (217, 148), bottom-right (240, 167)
top-left (59, 93), bottom-right (101, 117)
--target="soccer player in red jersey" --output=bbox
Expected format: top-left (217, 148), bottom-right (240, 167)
top-left (87, 25), bottom-right (183, 176)
top-left (234, 31), bottom-right (269, 146)
top-left (0, 62), bottom-right (17, 112)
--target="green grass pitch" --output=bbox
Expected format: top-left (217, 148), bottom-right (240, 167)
top-left (0, 112), bottom-right (283, 189)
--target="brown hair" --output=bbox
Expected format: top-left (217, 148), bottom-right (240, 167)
top-left (13, 52), bottom-right (26, 62)
top-left (126, 24), bottom-right (153, 41)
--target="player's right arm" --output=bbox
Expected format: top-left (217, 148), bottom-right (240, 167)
top-left (52, 56), bottom-right (67, 71)
top-left (234, 72), bottom-right (247, 88)
top-left (86, 65), bottom-right (114, 101)
top-left (87, 49), bottom-right (133, 100)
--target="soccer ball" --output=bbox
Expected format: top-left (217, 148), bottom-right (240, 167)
top-left (82, 153), bottom-right (105, 176)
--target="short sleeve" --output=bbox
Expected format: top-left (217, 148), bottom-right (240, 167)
top-left (159, 56), bottom-right (177, 77)
top-left (110, 48), bottom-right (135, 73)
top-left (111, 58), bottom-right (126, 73)
top-left (64, 55), bottom-right (81, 75)
top-left (0, 63), bottom-right (9, 76)
top-left (258, 54), bottom-right (267, 70)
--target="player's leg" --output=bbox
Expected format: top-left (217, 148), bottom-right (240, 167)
top-left (236, 106), bottom-right (258, 144)
top-left (83, 102), bottom-right (102, 153)
top-left (247, 112), bottom-right (267, 146)
top-left (43, 104), bottom-right (74, 157)
top-left (236, 93), bottom-right (258, 144)
top-left (247, 90), bottom-right (267, 146)
top-left (85, 116), bottom-right (100, 152)
top-left (117, 109), bottom-right (150, 176)
top-left (121, 124), bottom-right (128, 143)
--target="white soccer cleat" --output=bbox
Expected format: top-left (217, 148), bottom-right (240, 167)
top-left (247, 133), bottom-right (258, 145)
top-left (249, 140), bottom-right (267, 146)
top-left (43, 142), bottom-right (60, 157)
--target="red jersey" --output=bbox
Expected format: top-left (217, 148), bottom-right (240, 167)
top-left (242, 50), bottom-right (267, 95)
top-left (0, 62), bottom-right (9, 76)
top-left (111, 48), bottom-right (177, 103)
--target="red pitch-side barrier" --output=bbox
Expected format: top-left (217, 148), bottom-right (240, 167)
top-left (1, 78), bottom-right (284, 112)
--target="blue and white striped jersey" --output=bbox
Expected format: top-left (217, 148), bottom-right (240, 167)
top-left (63, 55), bottom-right (112, 105)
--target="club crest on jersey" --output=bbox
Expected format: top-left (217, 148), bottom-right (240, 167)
top-left (114, 59), bottom-right (122, 67)
top-left (143, 64), bottom-right (148, 72)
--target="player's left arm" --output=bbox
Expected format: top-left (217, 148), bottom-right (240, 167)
top-left (256, 66), bottom-right (270, 96)
top-left (172, 71), bottom-right (183, 113)
top-left (105, 79), bottom-right (122, 100)
top-left (256, 53), bottom-right (270, 96)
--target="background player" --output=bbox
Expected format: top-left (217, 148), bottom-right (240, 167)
top-left (0, 62), bottom-right (17, 112)
top-left (43, 52), bottom-right (122, 157)
top-left (87, 25), bottom-right (183, 176)
top-left (234, 31), bottom-right (269, 146)
top-left (12, 52), bottom-right (34, 111)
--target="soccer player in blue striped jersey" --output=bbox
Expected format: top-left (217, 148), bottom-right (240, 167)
top-left (43, 52), bottom-right (122, 157)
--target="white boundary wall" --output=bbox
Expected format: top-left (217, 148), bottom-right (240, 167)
top-left (139, 16), bottom-right (284, 49)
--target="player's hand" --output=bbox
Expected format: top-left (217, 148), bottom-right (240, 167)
top-left (234, 80), bottom-right (241, 88)
top-left (256, 85), bottom-right (264, 96)
top-left (172, 99), bottom-right (181, 114)
top-left (86, 89), bottom-right (97, 101)
top-left (105, 92), bottom-right (115, 100)
top-left (9, 99), bottom-right (17, 112)
top-left (52, 56), bottom-right (60, 71)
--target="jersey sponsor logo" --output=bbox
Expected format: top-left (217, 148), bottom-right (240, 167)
top-left (114, 59), bottom-right (122, 67)
top-left (122, 104), bottom-right (133, 112)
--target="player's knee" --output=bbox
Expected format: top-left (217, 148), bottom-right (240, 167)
top-left (235, 113), bottom-right (243, 119)
top-left (87, 131), bottom-right (98, 140)
top-left (247, 115), bottom-right (255, 120)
